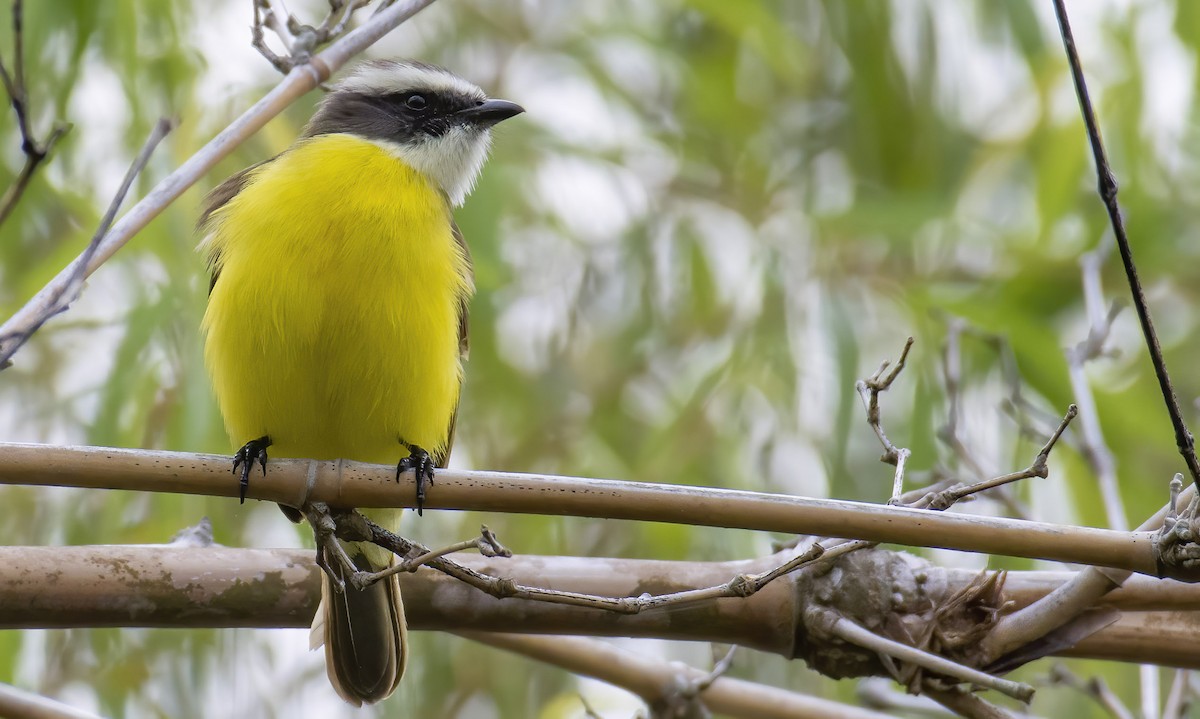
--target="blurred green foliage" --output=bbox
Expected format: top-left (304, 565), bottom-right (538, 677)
top-left (1, 0), bottom-right (1197, 716)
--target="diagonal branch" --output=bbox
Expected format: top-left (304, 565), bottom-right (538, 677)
top-left (0, 118), bottom-right (173, 369)
top-left (1052, 0), bottom-right (1200, 490)
top-left (809, 607), bottom-right (1034, 702)
top-left (461, 632), bottom-right (895, 719)
top-left (0, 682), bottom-right (101, 719)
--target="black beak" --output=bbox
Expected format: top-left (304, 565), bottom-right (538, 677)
top-left (459, 98), bottom-right (525, 128)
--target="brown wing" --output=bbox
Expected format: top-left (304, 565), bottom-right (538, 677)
top-left (199, 157), bottom-right (277, 293)
top-left (435, 221), bottom-right (473, 468)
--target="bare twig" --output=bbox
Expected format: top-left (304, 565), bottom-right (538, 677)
top-left (0, 682), bottom-right (101, 719)
top-left (578, 693), bottom-right (602, 719)
top-left (652, 645), bottom-right (740, 718)
top-left (359, 524), bottom-right (512, 585)
top-left (938, 320), bottom-right (990, 482)
top-left (352, 510), bottom-right (645, 612)
top-left (1163, 670), bottom-right (1190, 719)
top-left (855, 336), bottom-right (914, 500)
top-left (808, 607), bottom-right (1034, 702)
top-left (461, 633), bottom-right (893, 719)
top-left (1068, 239), bottom-right (1127, 530)
top-left (463, 633), bottom-right (897, 719)
top-left (930, 318), bottom-right (1037, 519)
top-left (0, 118), bottom-right (173, 369)
top-left (252, 0), bottom-right (373, 73)
top-left (0, 0), bottom-right (440, 367)
top-left (926, 689), bottom-right (1020, 719)
top-left (319, 0), bottom-right (372, 41)
top-left (1053, 0), bottom-right (1200, 489)
top-left (695, 645), bottom-right (737, 694)
top-left (1044, 664), bottom-right (1135, 719)
top-left (251, 0), bottom-right (292, 74)
top-left (347, 509), bottom-right (832, 613)
top-left (857, 678), bottom-right (959, 718)
top-left (920, 406), bottom-right (1077, 510)
top-left (0, 0), bottom-right (72, 227)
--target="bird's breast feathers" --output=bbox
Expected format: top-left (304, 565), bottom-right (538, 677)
top-left (202, 134), bottom-right (473, 463)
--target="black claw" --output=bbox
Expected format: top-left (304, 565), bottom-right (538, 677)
top-left (396, 443), bottom-right (435, 516)
top-left (232, 436), bottom-right (271, 504)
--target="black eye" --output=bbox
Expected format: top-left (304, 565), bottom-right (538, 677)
top-left (405, 94), bottom-right (427, 111)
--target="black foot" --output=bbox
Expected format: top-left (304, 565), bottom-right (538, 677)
top-left (232, 436), bottom-right (271, 504)
top-left (396, 443), bottom-right (435, 516)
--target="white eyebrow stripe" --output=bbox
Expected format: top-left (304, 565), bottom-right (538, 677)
top-left (335, 61), bottom-right (486, 99)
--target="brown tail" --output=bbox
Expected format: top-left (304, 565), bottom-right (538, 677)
top-left (310, 550), bottom-right (407, 706)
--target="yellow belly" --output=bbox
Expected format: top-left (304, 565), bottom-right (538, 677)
top-left (201, 134), bottom-right (471, 464)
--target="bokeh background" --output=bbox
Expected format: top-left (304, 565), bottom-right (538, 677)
top-left (1, 0), bottom-right (1198, 716)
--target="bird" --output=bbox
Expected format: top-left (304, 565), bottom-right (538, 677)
top-left (198, 59), bottom-right (523, 705)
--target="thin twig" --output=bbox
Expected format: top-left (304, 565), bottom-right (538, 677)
top-left (856, 678), bottom-right (959, 718)
top-left (0, 0), bottom-right (72, 227)
top-left (461, 632), bottom-right (895, 719)
top-left (0, 682), bottom-right (102, 719)
top-left (0, 118), bottom-right (173, 369)
top-left (854, 336), bottom-right (914, 499)
top-left (809, 607), bottom-right (1034, 702)
top-left (1068, 240), bottom-right (1127, 530)
top-left (1053, 0), bottom-right (1200, 489)
top-left (938, 320), bottom-right (991, 482)
top-left (578, 693), bottom-right (602, 719)
top-left (320, 0), bottom-right (372, 39)
top-left (348, 509), bottom-right (829, 613)
top-left (252, 0), bottom-right (373, 74)
top-left (925, 689), bottom-right (1019, 719)
top-left (359, 525), bottom-right (512, 585)
top-left (938, 321), bottom-right (1048, 523)
top-left (652, 645), bottom-right (740, 717)
top-left (1045, 664), bottom-right (1135, 719)
top-left (251, 0), bottom-right (292, 74)
top-left (694, 645), bottom-right (738, 693)
top-left (921, 405), bottom-right (1077, 510)
top-left (1163, 670), bottom-right (1189, 719)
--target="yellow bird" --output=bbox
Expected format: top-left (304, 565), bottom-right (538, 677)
top-left (199, 59), bottom-right (523, 705)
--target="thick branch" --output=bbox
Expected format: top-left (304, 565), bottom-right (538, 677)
top-left (980, 484), bottom-right (1194, 664)
top-left (0, 442), bottom-right (1163, 576)
top-left (4, 545), bottom-right (1200, 669)
top-left (461, 632), bottom-right (894, 719)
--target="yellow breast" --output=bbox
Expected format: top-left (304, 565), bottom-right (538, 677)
top-left (202, 134), bottom-right (472, 464)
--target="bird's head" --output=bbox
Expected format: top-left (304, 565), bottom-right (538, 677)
top-left (305, 59), bottom-right (524, 206)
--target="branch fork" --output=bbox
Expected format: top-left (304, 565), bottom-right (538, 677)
top-left (252, 0), bottom-right (373, 74)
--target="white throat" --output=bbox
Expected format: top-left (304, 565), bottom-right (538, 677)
top-left (368, 127), bottom-right (493, 207)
